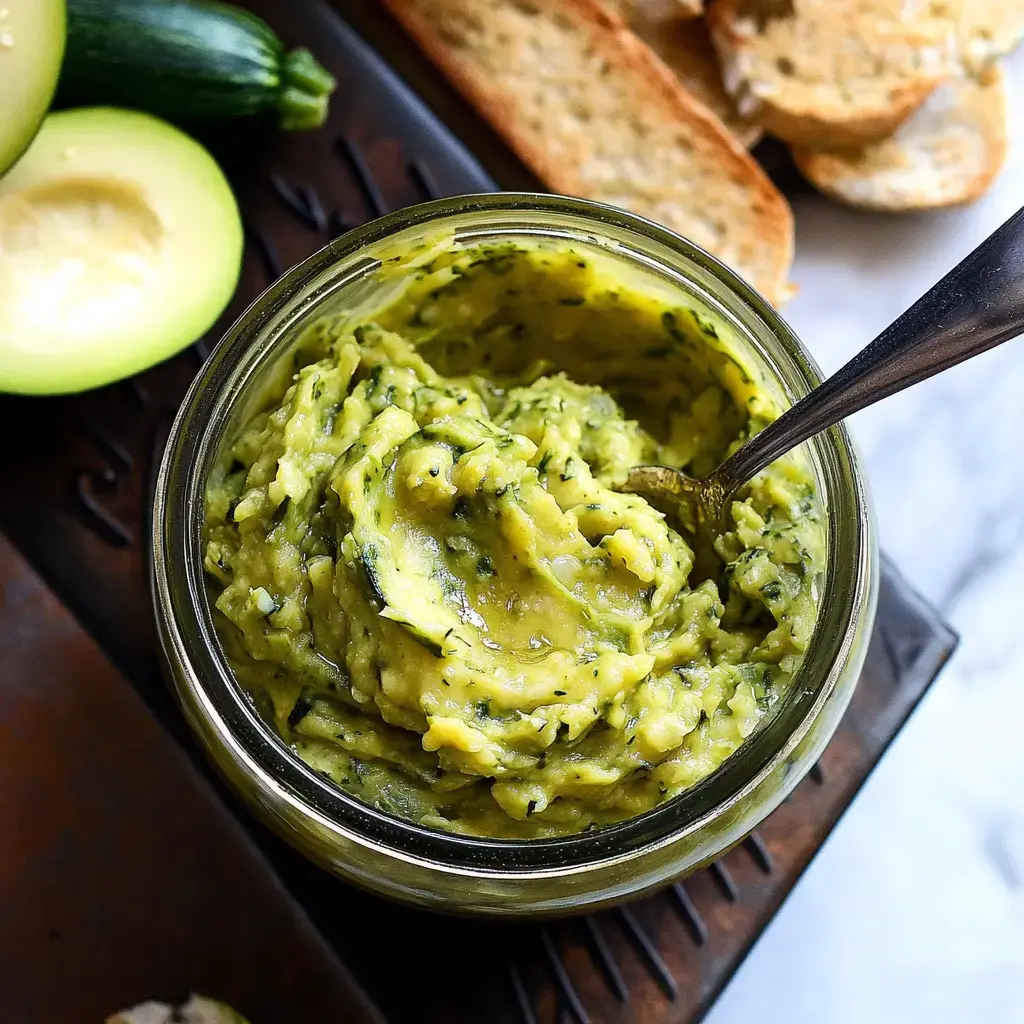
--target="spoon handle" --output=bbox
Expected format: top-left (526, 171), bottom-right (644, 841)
top-left (715, 205), bottom-right (1024, 494)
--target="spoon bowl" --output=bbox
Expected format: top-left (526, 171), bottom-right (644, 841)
top-left (623, 463), bottom-right (725, 535)
top-left (623, 205), bottom-right (1024, 539)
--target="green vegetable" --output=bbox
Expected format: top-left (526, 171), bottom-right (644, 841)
top-left (0, 107), bottom-right (243, 395)
top-left (108, 994), bottom-right (251, 1024)
top-left (59, 0), bottom-right (335, 131)
top-left (0, 0), bottom-right (66, 175)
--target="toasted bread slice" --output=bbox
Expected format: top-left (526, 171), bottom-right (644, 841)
top-left (628, 12), bottom-right (762, 147)
top-left (707, 0), bottom-right (954, 146)
top-left (792, 66), bottom-right (1008, 211)
top-left (381, 0), bottom-right (793, 302)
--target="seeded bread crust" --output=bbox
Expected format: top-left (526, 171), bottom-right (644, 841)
top-left (381, 0), bottom-right (794, 303)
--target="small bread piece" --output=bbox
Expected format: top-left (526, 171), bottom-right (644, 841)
top-left (953, 1), bottom-right (1024, 76)
top-left (382, 0), bottom-right (793, 302)
top-left (792, 67), bottom-right (1008, 211)
top-left (603, 0), bottom-right (703, 20)
top-left (629, 14), bottom-right (762, 147)
top-left (707, 0), bottom-right (954, 147)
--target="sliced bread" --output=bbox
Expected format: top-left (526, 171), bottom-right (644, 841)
top-left (792, 67), bottom-right (1008, 211)
top-left (381, 0), bottom-right (794, 302)
top-left (952, 0), bottom-right (1024, 77)
top-left (707, 0), bottom-right (954, 146)
top-left (627, 12), bottom-right (763, 147)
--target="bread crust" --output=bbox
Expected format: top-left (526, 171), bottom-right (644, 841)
top-left (792, 67), bottom-right (1008, 211)
top-left (382, 0), bottom-right (794, 302)
top-left (707, 0), bottom-right (953, 146)
top-left (627, 9), bottom-right (763, 147)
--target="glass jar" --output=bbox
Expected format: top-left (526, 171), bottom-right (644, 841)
top-left (151, 194), bottom-right (877, 916)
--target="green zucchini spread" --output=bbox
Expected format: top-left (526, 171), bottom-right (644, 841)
top-left (204, 240), bottom-right (824, 839)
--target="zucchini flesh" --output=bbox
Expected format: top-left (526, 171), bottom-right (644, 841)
top-left (0, 107), bottom-right (244, 395)
top-left (59, 0), bottom-right (335, 130)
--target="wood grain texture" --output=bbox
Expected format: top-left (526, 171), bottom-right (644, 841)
top-left (0, 534), bottom-right (384, 1024)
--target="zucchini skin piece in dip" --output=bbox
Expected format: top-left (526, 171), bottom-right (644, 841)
top-left (204, 242), bottom-right (823, 839)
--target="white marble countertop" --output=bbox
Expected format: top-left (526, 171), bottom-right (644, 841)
top-left (708, 51), bottom-right (1024, 1024)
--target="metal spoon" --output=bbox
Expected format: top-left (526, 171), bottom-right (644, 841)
top-left (624, 206), bottom-right (1024, 541)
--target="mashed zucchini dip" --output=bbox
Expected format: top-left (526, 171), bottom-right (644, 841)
top-left (204, 239), bottom-right (823, 839)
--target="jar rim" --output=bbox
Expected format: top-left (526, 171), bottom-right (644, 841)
top-left (152, 193), bottom-right (873, 878)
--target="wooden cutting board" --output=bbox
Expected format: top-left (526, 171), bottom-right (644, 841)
top-left (0, 2), bottom-right (956, 1022)
top-left (0, 533), bottom-right (384, 1024)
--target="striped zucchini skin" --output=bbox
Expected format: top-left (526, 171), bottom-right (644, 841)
top-left (59, 0), bottom-right (334, 128)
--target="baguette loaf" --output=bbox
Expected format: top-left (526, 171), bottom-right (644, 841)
top-left (793, 67), bottom-right (1008, 212)
top-left (707, 0), bottom-right (954, 146)
top-left (381, 0), bottom-right (794, 302)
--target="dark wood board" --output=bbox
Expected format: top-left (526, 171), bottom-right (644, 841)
top-left (0, 534), bottom-right (383, 1024)
top-left (0, 2), bottom-right (956, 1022)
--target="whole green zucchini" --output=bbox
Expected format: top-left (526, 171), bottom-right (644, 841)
top-left (59, 0), bottom-right (336, 130)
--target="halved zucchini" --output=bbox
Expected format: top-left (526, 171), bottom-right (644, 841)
top-left (0, 107), bottom-right (243, 395)
top-left (0, 0), bottom-right (66, 174)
